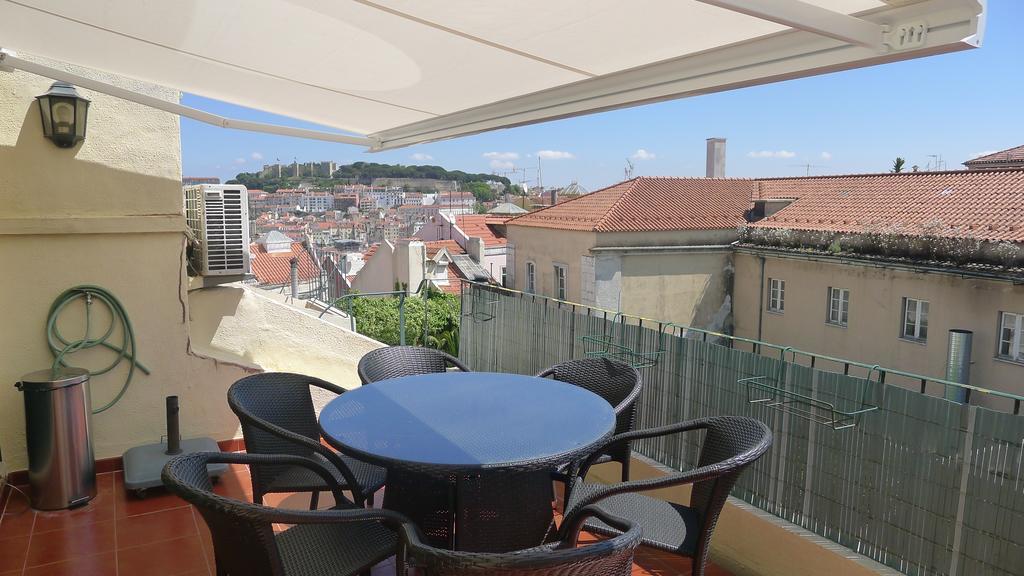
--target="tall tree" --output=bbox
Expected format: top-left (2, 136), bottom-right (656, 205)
top-left (891, 157), bottom-right (906, 173)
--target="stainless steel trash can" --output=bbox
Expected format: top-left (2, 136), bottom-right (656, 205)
top-left (15, 367), bottom-right (96, 510)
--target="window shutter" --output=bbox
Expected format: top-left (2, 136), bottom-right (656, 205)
top-left (505, 243), bottom-right (515, 288)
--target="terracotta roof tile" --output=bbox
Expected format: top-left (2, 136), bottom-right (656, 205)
top-left (454, 215), bottom-right (507, 246)
top-left (750, 169), bottom-right (1024, 242)
top-left (425, 240), bottom-right (465, 258)
top-left (249, 241), bottom-right (319, 285)
top-left (964, 145), bottom-right (1024, 166)
top-left (507, 177), bottom-right (754, 232)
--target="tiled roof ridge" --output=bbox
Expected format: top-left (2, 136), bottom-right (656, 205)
top-left (753, 167), bottom-right (1024, 181)
top-left (964, 144), bottom-right (1024, 165)
top-left (504, 177), bottom-right (636, 228)
top-left (595, 178), bottom-right (643, 231)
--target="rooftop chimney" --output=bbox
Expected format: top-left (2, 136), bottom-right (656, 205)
top-left (706, 137), bottom-right (726, 178)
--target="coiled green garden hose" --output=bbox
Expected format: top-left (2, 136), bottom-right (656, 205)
top-left (46, 285), bottom-right (149, 414)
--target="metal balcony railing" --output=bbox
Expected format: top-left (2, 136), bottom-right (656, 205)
top-left (457, 281), bottom-right (1024, 576)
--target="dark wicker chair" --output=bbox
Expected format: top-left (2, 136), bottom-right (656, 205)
top-left (357, 345), bottom-right (470, 385)
top-left (400, 505), bottom-right (640, 575)
top-left (537, 358), bottom-right (642, 483)
top-left (227, 372), bottom-right (386, 508)
top-left (162, 452), bottom-right (405, 576)
top-left (562, 416), bottom-right (772, 576)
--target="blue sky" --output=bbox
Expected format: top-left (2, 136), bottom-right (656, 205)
top-left (182, 0), bottom-right (1023, 192)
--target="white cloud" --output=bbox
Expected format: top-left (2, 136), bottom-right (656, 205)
top-left (747, 150), bottom-right (796, 159)
top-left (630, 149), bottom-right (656, 161)
top-left (251, 152), bottom-right (264, 161)
top-left (483, 151), bottom-right (519, 170)
top-left (537, 150), bottom-right (575, 160)
top-left (820, 151), bottom-right (832, 160)
top-left (971, 150), bottom-right (997, 159)
top-left (483, 152), bottom-right (519, 160)
top-left (410, 153), bottom-right (434, 161)
top-left (234, 157), bottom-right (247, 164)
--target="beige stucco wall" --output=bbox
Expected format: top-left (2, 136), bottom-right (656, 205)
top-left (507, 224), bottom-right (734, 329)
top-left (506, 225), bottom-right (596, 301)
top-left (0, 57), bottom-right (257, 471)
top-left (188, 285), bottom-right (383, 388)
top-left (618, 250), bottom-right (732, 328)
top-left (733, 250), bottom-right (1024, 407)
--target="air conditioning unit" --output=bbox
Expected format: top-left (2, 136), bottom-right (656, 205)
top-left (184, 184), bottom-right (250, 276)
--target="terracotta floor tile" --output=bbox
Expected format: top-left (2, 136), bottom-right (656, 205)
top-left (114, 472), bottom-right (190, 518)
top-left (261, 491), bottom-right (318, 509)
top-left (31, 475), bottom-right (115, 533)
top-left (4, 467), bottom-right (732, 576)
top-left (0, 535), bottom-right (30, 573)
top-left (26, 520), bottom-right (115, 567)
top-left (116, 506), bottom-right (198, 550)
top-left (210, 466), bottom-right (252, 500)
top-left (117, 536), bottom-right (208, 576)
top-left (23, 551), bottom-right (117, 576)
top-left (191, 508), bottom-right (215, 574)
top-left (0, 508), bottom-right (36, 541)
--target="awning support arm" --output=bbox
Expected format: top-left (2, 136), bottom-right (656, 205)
top-left (0, 49), bottom-right (375, 147)
top-left (696, 0), bottom-right (887, 52)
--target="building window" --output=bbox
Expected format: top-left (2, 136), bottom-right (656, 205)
top-left (999, 312), bottom-right (1023, 362)
top-left (553, 264), bottom-right (567, 300)
top-left (768, 278), bottom-right (785, 312)
top-left (500, 266), bottom-right (507, 288)
top-left (901, 297), bottom-right (929, 341)
top-left (827, 287), bottom-right (849, 326)
top-left (526, 261), bottom-right (536, 293)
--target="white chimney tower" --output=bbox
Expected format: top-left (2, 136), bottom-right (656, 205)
top-left (706, 137), bottom-right (726, 178)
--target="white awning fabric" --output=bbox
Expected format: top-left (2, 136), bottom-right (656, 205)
top-left (0, 0), bottom-right (985, 150)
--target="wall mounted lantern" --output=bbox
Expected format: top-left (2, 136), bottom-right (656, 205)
top-left (36, 82), bottom-right (90, 148)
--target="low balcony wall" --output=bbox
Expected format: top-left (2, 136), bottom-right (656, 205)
top-left (188, 284), bottom-right (383, 389)
top-left (586, 457), bottom-right (899, 576)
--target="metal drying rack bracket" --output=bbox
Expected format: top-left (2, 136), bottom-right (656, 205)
top-left (739, 375), bottom-right (878, 430)
top-left (461, 285), bottom-right (500, 322)
top-left (578, 313), bottom-right (666, 368)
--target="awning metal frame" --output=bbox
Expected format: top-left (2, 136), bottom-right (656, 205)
top-left (1, 0), bottom-right (985, 151)
top-left (0, 49), bottom-right (375, 147)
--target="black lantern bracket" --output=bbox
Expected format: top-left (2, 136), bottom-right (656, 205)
top-left (36, 81), bottom-right (90, 148)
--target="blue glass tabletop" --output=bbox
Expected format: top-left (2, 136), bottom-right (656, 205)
top-left (319, 372), bottom-right (616, 472)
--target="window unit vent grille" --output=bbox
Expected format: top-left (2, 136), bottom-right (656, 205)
top-left (184, 184), bottom-right (250, 276)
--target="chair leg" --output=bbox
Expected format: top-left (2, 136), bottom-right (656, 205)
top-left (309, 491), bottom-right (320, 510)
top-left (620, 456), bottom-right (631, 482)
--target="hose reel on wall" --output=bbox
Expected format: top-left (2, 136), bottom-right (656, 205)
top-left (46, 285), bottom-right (149, 413)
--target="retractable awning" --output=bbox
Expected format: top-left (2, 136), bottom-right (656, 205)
top-left (0, 0), bottom-right (985, 151)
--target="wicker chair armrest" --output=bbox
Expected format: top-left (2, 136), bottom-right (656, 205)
top-left (202, 452), bottom-right (352, 507)
top-left (613, 377), bottom-right (643, 416)
top-left (577, 419), bottom-right (710, 478)
top-left (444, 351), bottom-right (471, 372)
top-left (225, 398), bottom-right (367, 504)
top-left (559, 505), bottom-right (635, 548)
top-left (259, 503), bottom-right (411, 528)
top-left (302, 373), bottom-right (348, 396)
top-left (571, 461), bottom-right (735, 515)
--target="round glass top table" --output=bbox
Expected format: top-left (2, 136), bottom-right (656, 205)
top-left (319, 371), bottom-right (615, 551)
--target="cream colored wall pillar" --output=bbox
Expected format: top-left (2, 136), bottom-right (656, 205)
top-left (0, 55), bottom-right (250, 471)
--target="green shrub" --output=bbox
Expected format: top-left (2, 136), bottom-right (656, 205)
top-left (345, 290), bottom-right (461, 356)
